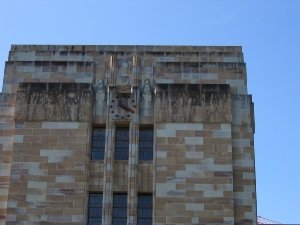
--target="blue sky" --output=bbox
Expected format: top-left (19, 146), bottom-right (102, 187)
top-left (0, 0), bottom-right (299, 223)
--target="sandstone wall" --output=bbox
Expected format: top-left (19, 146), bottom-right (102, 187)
top-left (0, 45), bottom-right (256, 225)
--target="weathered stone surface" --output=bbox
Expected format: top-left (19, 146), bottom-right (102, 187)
top-left (155, 84), bottom-right (231, 122)
top-left (0, 45), bottom-right (256, 225)
top-left (5, 121), bottom-right (89, 224)
top-left (15, 83), bottom-right (92, 121)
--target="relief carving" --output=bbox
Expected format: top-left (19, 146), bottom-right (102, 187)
top-left (93, 78), bottom-right (106, 116)
top-left (155, 84), bottom-right (231, 123)
top-left (116, 60), bottom-right (131, 93)
top-left (15, 83), bottom-right (92, 121)
top-left (141, 79), bottom-right (153, 117)
top-left (116, 75), bottom-right (131, 93)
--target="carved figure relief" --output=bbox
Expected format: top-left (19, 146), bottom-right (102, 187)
top-left (118, 61), bottom-right (129, 76)
top-left (15, 83), bottom-right (92, 121)
top-left (93, 78), bottom-right (106, 116)
top-left (155, 84), bottom-right (231, 123)
top-left (141, 79), bottom-right (153, 117)
top-left (117, 75), bottom-right (130, 87)
top-left (115, 60), bottom-right (131, 93)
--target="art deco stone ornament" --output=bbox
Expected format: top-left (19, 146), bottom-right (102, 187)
top-left (154, 84), bottom-right (231, 122)
top-left (141, 79), bottom-right (153, 117)
top-left (93, 78), bottom-right (106, 117)
top-left (15, 83), bottom-right (92, 121)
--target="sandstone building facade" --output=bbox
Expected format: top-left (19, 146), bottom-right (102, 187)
top-left (0, 45), bottom-right (256, 225)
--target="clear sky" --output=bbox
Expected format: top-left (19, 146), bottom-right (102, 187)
top-left (0, 0), bottom-right (299, 223)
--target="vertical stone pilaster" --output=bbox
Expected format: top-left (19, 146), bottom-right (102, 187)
top-left (109, 56), bottom-right (116, 86)
top-left (102, 123), bottom-right (114, 225)
top-left (102, 85), bottom-right (115, 225)
top-left (128, 89), bottom-right (140, 225)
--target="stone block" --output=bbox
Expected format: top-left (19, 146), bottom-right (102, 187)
top-left (156, 129), bottom-right (176, 137)
top-left (186, 203), bottom-right (204, 211)
top-left (55, 175), bottom-right (75, 183)
top-left (184, 136), bottom-right (203, 145)
top-left (26, 194), bottom-right (46, 202)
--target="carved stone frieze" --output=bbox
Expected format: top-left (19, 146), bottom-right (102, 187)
top-left (15, 83), bottom-right (92, 121)
top-left (154, 84), bottom-right (232, 123)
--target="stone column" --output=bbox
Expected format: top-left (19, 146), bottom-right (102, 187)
top-left (102, 57), bottom-right (116, 225)
top-left (127, 56), bottom-right (140, 225)
top-left (127, 87), bottom-right (139, 225)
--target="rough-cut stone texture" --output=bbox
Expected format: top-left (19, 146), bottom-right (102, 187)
top-left (0, 45), bottom-right (256, 225)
